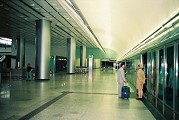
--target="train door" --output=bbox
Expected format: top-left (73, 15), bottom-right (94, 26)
top-left (156, 48), bottom-right (165, 114)
top-left (147, 52), bottom-right (152, 94)
top-left (147, 51), bottom-right (157, 106)
top-left (164, 45), bottom-right (174, 119)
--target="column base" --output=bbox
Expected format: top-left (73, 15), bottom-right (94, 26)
top-left (35, 78), bottom-right (50, 80)
top-left (66, 73), bottom-right (75, 74)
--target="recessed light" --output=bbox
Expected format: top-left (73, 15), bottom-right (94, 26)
top-left (56, 7), bottom-right (60, 10)
top-left (30, 4), bottom-right (35, 6)
top-left (57, 24), bottom-right (62, 26)
top-left (20, 15), bottom-right (24, 18)
top-left (35, 7), bottom-right (39, 10)
top-left (52, 3), bottom-right (56, 6)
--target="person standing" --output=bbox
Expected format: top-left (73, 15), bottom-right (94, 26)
top-left (118, 62), bottom-right (127, 98)
top-left (26, 63), bottom-right (32, 80)
top-left (136, 64), bottom-right (146, 100)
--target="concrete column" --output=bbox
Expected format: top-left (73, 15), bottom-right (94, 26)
top-left (140, 54), bottom-right (143, 64)
top-left (67, 37), bottom-right (76, 74)
top-left (80, 45), bottom-right (86, 67)
top-left (35, 19), bottom-right (51, 80)
top-left (88, 55), bottom-right (93, 72)
top-left (16, 38), bottom-right (25, 68)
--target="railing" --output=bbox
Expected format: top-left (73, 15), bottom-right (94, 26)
top-left (75, 66), bottom-right (88, 74)
top-left (10, 68), bottom-right (26, 79)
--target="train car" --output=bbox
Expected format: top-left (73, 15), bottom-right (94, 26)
top-left (119, 15), bottom-right (179, 120)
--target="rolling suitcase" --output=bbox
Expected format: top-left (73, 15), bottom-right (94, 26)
top-left (121, 84), bottom-right (130, 99)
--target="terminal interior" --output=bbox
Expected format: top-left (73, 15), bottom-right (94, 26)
top-left (0, 0), bottom-right (179, 120)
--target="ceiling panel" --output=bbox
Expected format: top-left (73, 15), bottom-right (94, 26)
top-left (12, 0), bottom-right (42, 19)
top-left (34, 0), bottom-right (56, 13)
top-left (0, 0), bottom-right (98, 48)
top-left (74, 0), bottom-right (179, 59)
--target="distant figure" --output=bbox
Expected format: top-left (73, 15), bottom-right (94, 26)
top-left (136, 64), bottom-right (146, 100)
top-left (118, 62), bottom-right (127, 98)
top-left (26, 63), bottom-right (32, 80)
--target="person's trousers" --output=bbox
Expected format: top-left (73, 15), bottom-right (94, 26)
top-left (26, 71), bottom-right (32, 80)
top-left (118, 83), bottom-right (124, 97)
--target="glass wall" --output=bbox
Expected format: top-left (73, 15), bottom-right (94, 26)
top-left (165, 46), bottom-right (174, 107)
top-left (158, 49), bottom-right (164, 100)
top-left (147, 52), bottom-right (152, 94)
top-left (147, 52), bottom-right (157, 106)
top-left (162, 46), bottom-right (174, 119)
top-left (176, 44), bottom-right (179, 119)
top-left (152, 52), bottom-right (157, 97)
top-left (132, 42), bottom-right (179, 120)
top-left (147, 52), bottom-right (156, 94)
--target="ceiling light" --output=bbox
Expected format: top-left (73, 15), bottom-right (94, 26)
top-left (35, 7), bottom-right (39, 10)
top-left (30, 4), bottom-right (35, 6)
top-left (164, 15), bottom-right (179, 29)
top-left (0, 37), bottom-right (12, 45)
top-left (52, 4), bottom-right (56, 6)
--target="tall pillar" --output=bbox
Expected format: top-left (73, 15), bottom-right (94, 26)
top-left (16, 38), bottom-right (25, 68)
top-left (35, 19), bottom-right (51, 80)
top-left (88, 55), bottom-right (93, 72)
top-left (140, 54), bottom-right (143, 64)
top-left (67, 37), bottom-right (76, 74)
top-left (80, 45), bottom-right (86, 67)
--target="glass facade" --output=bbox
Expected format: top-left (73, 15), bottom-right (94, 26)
top-left (165, 46), bottom-right (174, 107)
top-left (158, 49), bottom-right (164, 100)
top-left (125, 42), bottom-right (179, 120)
top-left (176, 44), bottom-right (179, 119)
top-left (147, 52), bottom-right (157, 106)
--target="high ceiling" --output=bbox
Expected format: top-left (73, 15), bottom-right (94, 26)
top-left (0, 0), bottom-right (179, 60)
top-left (74, 0), bottom-right (179, 59)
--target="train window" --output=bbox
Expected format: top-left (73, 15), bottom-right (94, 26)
top-left (158, 49), bottom-right (164, 100)
top-left (166, 46), bottom-right (174, 108)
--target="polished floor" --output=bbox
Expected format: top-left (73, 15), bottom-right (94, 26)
top-left (0, 69), bottom-right (156, 120)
